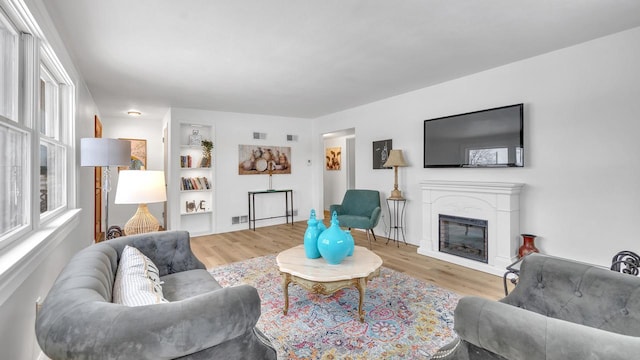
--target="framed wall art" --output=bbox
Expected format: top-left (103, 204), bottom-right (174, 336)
top-left (238, 145), bottom-right (291, 175)
top-left (373, 139), bottom-right (392, 169)
top-left (119, 138), bottom-right (147, 170)
top-left (325, 147), bottom-right (341, 170)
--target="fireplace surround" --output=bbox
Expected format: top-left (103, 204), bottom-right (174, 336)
top-left (419, 180), bottom-right (524, 276)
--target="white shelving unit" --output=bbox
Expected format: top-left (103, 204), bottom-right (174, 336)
top-left (166, 120), bottom-right (215, 236)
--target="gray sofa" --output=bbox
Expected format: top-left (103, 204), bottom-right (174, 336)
top-left (35, 231), bottom-right (277, 360)
top-left (432, 253), bottom-right (640, 360)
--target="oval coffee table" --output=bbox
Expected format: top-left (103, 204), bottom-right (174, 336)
top-left (276, 244), bottom-right (383, 322)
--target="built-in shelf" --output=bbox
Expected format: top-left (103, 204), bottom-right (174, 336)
top-left (181, 210), bottom-right (213, 216)
top-left (167, 121), bottom-right (216, 236)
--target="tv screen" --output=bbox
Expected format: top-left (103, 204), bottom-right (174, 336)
top-left (423, 104), bottom-right (524, 168)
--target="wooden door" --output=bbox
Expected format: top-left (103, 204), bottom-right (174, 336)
top-left (94, 116), bottom-right (103, 242)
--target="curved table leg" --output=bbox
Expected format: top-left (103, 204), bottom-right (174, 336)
top-left (282, 273), bottom-right (291, 315)
top-left (354, 278), bottom-right (367, 322)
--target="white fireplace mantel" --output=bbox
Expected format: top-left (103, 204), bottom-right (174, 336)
top-left (418, 180), bottom-right (525, 276)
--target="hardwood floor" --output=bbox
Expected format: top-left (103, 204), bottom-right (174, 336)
top-left (191, 221), bottom-right (506, 300)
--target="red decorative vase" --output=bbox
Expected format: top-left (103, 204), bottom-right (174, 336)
top-left (518, 234), bottom-right (539, 258)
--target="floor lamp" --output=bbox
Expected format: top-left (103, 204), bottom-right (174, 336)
top-left (115, 170), bottom-right (167, 235)
top-left (81, 138), bottom-right (131, 241)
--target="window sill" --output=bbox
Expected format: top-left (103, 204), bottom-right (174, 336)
top-left (0, 209), bottom-right (81, 306)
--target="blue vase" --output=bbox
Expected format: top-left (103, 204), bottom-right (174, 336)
top-left (317, 212), bottom-right (349, 265)
top-left (317, 215), bottom-right (327, 233)
top-left (304, 210), bottom-right (321, 259)
top-left (344, 230), bottom-right (354, 256)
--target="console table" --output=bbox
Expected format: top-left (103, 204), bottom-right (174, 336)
top-left (247, 189), bottom-right (294, 231)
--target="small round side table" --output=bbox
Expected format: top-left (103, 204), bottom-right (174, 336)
top-left (386, 198), bottom-right (407, 247)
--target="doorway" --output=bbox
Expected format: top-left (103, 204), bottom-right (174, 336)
top-left (322, 128), bottom-right (355, 213)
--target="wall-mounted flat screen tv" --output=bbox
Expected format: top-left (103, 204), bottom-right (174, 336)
top-left (423, 104), bottom-right (524, 168)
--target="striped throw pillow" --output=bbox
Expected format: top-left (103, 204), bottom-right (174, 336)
top-left (113, 245), bottom-right (169, 306)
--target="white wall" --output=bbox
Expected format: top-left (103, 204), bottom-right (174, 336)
top-left (0, 1), bottom-right (99, 358)
top-left (312, 26), bottom-right (640, 267)
top-left (102, 116), bottom-right (166, 228)
top-left (168, 108), bottom-right (315, 233)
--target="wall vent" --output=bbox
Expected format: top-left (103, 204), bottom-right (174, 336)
top-left (240, 215), bottom-right (249, 223)
top-left (231, 216), bottom-right (240, 225)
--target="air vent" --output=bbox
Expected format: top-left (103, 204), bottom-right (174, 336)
top-left (253, 132), bottom-right (266, 140)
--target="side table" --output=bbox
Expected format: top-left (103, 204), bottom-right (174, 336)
top-left (385, 198), bottom-right (407, 247)
top-left (503, 256), bottom-right (524, 296)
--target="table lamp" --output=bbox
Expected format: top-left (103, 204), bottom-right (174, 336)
top-left (80, 138), bottom-right (131, 241)
top-left (383, 149), bottom-right (407, 199)
top-left (115, 170), bottom-right (167, 235)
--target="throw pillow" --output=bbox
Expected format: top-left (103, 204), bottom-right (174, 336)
top-left (113, 245), bottom-right (169, 306)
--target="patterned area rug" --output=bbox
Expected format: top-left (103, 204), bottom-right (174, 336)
top-left (209, 254), bottom-right (460, 360)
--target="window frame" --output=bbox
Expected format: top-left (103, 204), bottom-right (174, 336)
top-left (0, 7), bottom-right (19, 122)
top-left (0, 0), bottom-right (76, 250)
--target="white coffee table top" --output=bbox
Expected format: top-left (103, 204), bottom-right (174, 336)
top-left (276, 245), bottom-right (383, 282)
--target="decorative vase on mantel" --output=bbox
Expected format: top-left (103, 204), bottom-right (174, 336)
top-left (317, 211), bottom-right (349, 265)
top-left (518, 234), bottom-right (539, 258)
top-left (303, 210), bottom-right (321, 259)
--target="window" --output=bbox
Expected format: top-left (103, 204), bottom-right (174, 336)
top-left (0, 123), bottom-right (28, 239)
top-left (0, 2), bottom-right (75, 246)
top-left (0, 9), bottom-right (18, 122)
top-left (39, 62), bottom-right (67, 216)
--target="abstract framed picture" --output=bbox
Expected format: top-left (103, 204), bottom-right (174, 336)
top-left (373, 139), bottom-right (392, 169)
top-left (238, 145), bottom-right (291, 175)
top-left (118, 138), bottom-right (147, 171)
top-left (325, 147), bottom-right (341, 170)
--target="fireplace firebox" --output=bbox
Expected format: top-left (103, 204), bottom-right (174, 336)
top-left (439, 214), bottom-right (488, 263)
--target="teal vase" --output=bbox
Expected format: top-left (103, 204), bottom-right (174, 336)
top-left (317, 216), bottom-right (327, 233)
top-left (317, 211), bottom-right (349, 265)
top-left (344, 230), bottom-right (354, 256)
top-left (304, 210), bottom-right (321, 259)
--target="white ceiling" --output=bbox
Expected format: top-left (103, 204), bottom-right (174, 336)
top-left (43, 0), bottom-right (640, 120)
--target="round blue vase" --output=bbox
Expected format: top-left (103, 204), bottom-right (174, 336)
top-left (304, 210), bottom-right (321, 259)
top-left (344, 230), bottom-right (355, 256)
top-left (317, 212), bottom-right (349, 265)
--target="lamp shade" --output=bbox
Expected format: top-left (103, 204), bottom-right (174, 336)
top-left (81, 138), bottom-right (131, 167)
top-left (115, 170), bottom-right (167, 204)
top-left (383, 149), bottom-right (407, 167)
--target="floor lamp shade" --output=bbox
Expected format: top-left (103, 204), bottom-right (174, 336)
top-left (80, 138), bottom-right (131, 241)
top-left (383, 149), bottom-right (407, 199)
top-left (80, 138), bottom-right (131, 166)
top-left (115, 170), bottom-right (167, 235)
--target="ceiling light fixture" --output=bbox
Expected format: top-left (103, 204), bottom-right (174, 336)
top-left (127, 110), bottom-right (142, 116)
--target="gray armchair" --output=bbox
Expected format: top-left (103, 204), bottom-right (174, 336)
top-left (35, 231), bottom-right (276, 360)
top-left (432, 253), bottom-right (640, 360)
top-left (330, 189), bottom-right (382, 248)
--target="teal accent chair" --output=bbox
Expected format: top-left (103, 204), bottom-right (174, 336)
top-left (330, 189), bottom-right (382, 249)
